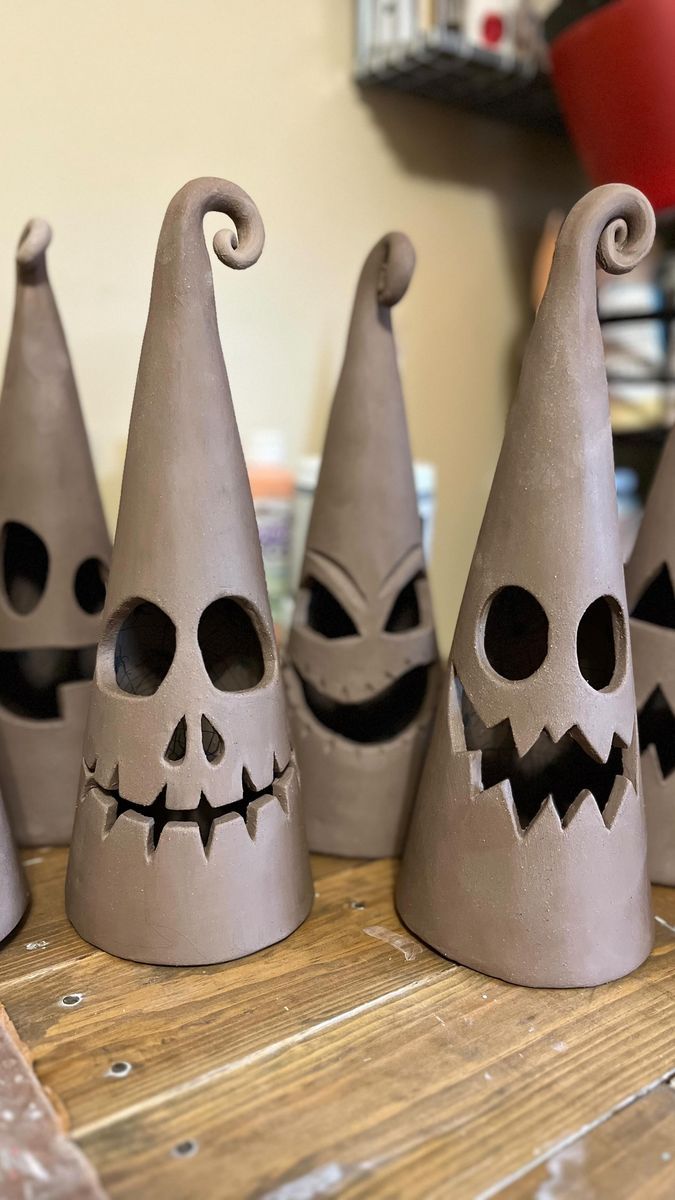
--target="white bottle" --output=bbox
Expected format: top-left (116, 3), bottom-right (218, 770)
top-left (247, 430), bottom-right (294, 636)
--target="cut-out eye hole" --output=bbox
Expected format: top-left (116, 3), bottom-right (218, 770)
top-left (201, 715), bottom-right (224, 763)
top-left (74, 557), bottom-right (108, 614)
top-left (165, 717), bottom-right (187, 762)
top-left (2, 522), bottom-right (49, 615)
top-left (632, 564), bottom-right (675, 630)
top-left (306, 579), bottom-right (357, 638)
top-left (483, 586), bottom-right (548, 681)
top-left (198, 598), bottom-right (265, 691)
top-left (577, 596), bottom-right (622, 690)
top-left (114, 601), bottom-right (177, 696)
top-left (385, 576), bottom-right (421, 632)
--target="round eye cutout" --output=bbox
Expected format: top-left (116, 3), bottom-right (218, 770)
top-left (198, 597), bottom-right (266, 692)
top-left (2, 521), bottom-right (49, 615)
top-left (577, 595), bottom-right (625, 691)
top-left (113, 600), bottom-right (177, 696)
top-left (74, 557), bottom-right (108, 614)
top-left (483, 586), bottom-right (549, 681)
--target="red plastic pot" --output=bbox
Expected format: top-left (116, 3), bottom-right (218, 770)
top-left (548, 0), bottom-right (675, 213)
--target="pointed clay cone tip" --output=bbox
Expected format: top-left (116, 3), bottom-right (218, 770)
top-left (15, 218), bottom-right (52, 272)
top-left (0, 213), bottom-right (111, 847)
top-left (107, 175), bottom-right (270, 617)
top-left (373, 231), bottom-right (415, 307)
top-left (164, 176), bottom-right (265, 272)
top-left (545, 182), bottom-right (654, 294)
top-left (303, 229), bottom-right (421, 592)
top-left (451, 182), bottom-right (654, 757)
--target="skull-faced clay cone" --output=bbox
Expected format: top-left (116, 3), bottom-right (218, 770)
top-left (0, 795), bottom-right (28, 940)
top-left (65, 178), bottom-right (313, 966)
top-left (284, 233), bottom-right (439, 858)
top-left (0, 221), bottom-right (111, 846)
top-left (397, 185), bottom-right (655, 988)
top-left (626, 427), bottom-right (675, 884)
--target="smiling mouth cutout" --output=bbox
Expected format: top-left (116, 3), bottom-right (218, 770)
top-left (84, 757), bottom-right (292, 852)
top-left (461, 682), bottom-right (630, 830)
top-left (299, 664), bottom-right (430, 743)
top-left (0, 646), bottom-right (98, 720)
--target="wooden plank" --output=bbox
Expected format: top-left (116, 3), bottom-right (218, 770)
top-left (7, 852), bottom-right (675, 1199)
top-left (499, 1082), bottom-right (675, 1200)
top-left (74, 947), bottom-right (675, 1200)
top-left (0, 1005), bottom-right (105, 1200)
top-left (69, 889), bottom-right (675, 1199)
top-left (311, 853), bottom-right (364, 881)
top-left (2, 858), bottom-right (453, 1131)
top-left (0, 848), bottom-right (91, 986)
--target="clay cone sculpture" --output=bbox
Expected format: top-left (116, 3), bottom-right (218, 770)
top-left (284, 233), bottom-right (439, 858)
top-left (66, 178), bottom-right (313, 966)
top-left (0, 221), bottom-right (111, 846)
top-left (397, 185), bottom-right (655, 987)
top-left (0, 796), bottom-right (28, 941)
top-left (626, 428), bottom-right (675, 884)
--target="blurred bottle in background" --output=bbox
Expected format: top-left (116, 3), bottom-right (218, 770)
top-left (599, 265), bottom-right (668, 433)
top-left (247, 429), bottom-right (294, 639)
top-left (615, 465), bottom-right (642, 563)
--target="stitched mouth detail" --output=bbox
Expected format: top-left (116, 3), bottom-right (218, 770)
top-left (0, 646), bottom-right (97, 719)
top-left (87, 760), bottom-right (289, 849)
top-left (299, 664), bottom-right (429, 743)
top-left (638, 686), bottom-right (675, 778)
top-left (461, 684), bottom-right (628, 829)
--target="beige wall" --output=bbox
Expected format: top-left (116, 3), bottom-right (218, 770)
top-left (0, 0), bottom-right (581, 651)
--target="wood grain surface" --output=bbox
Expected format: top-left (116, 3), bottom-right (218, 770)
top-left (2, 847), bottom-right (675, 1198)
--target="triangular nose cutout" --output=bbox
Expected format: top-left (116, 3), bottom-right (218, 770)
top-left (165, 717), bottom-right (187, 763)
top-left (201, 716), bottom-right (224, 764)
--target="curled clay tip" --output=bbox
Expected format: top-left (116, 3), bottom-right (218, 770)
top-left (167, 177), bottom-right (265, 272)
top-left (594, 186), bottom-right (654, 275)
top-left (16, 218), bottom-right (52, 269)
top-left (557, 184), bottom-right (655, 278)
top-left (376, 232), bottom-right (415, 307)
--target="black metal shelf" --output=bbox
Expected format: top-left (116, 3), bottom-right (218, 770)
top-left (355, 29), bottom-right (563, 133)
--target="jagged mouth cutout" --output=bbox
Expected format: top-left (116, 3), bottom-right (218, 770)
top-left (631, 564), bottom-right (675, 777)
top-left (297, 572), bottom-right (431, 743)
top-left (458, 584), bottom-right (631, 829)
top-left (0, 521), bottom-right (107, 720)
top-left (89, 760), bottom-right (287, 851)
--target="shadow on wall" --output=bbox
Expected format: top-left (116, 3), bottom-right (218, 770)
top-left (358, 84), bottom-right (584, 344)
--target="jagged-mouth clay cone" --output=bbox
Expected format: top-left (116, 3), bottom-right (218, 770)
top-left (284, 233), bottom-right (439, 858)
top-left (626, 425), bottom-right (675, 883)
top-left (0, 794), bottom-right (28, 941)
top-left (65, 179), bottom-right (313, 966)
top-left (0, 221), bottom-right (111, 846)
top-left (397, 185), bottom-right (655, 988)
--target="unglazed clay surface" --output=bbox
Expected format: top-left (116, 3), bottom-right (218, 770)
top-left (0, 221), bottom-right (111, 846)
top-left (65, 179), bottom-right (312, 965)
top-left (397, 185), bottom-right (655, 987)
top-left (0, 793), bottom-right (27, 942)
top-left (626, 428), bottom-right (675, 884)
top-left (285, 234), bottom-right (438, 858)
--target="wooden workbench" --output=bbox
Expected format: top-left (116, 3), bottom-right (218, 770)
top-left (2, 846), bottom-right (675, 1198)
